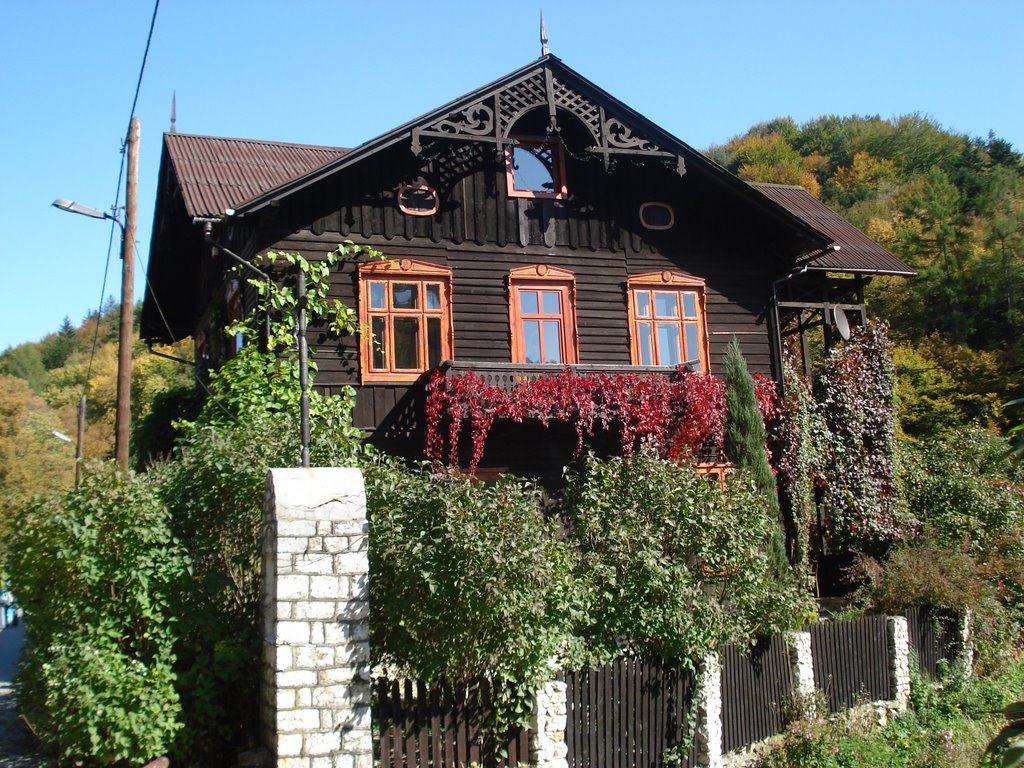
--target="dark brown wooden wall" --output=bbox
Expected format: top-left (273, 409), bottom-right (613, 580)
top-left (242, 133), bottom-right (797, 441)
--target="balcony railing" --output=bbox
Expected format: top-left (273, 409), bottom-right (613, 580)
top-left (437, 360), bottom-right (697, 392)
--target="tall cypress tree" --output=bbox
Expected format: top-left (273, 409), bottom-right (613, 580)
top-left (723, 338), bottom-right (791, 578)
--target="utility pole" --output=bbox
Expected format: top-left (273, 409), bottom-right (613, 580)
top-left (75, 395), bottom-right (86, 485)
top-left (116, 116), bottom-right (139, 468)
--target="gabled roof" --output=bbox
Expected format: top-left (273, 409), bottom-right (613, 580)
top-left (163, 133), bottom-right (347, 219)
top-left (153, 58), bottom-right (909, 281)
top-left (227, 55), bottom-right (831, 248)
top-left (751, 183), bottom-right (915, 276)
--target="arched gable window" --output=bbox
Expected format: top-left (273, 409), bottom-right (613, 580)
top-left (627, 271), bottom-right (709, 371)
top-left (504, 138), bottom-right (568, 200)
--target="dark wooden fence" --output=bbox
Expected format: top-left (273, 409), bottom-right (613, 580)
top-left (809, 615), bottom-right (891, 713)
top-left (373, 677), bottom-right (529, 768)
top-left (905, 606), bottom-right (961, 679)
top-left (565, 657), bottom-right (697, 768)
top-left (720, 635), bottom-right (795, 752)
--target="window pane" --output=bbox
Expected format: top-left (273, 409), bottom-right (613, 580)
top-left (541, 290), bottom-right (561, 315)
top-left (638, 322), bottom-right (654, 366)
top-left (520, 290), bottom-right (539, 315)
top-left (370, 282), bottom-right (386, 310)
top-left (682, 292), bottom-right (697, 318)
top-left (427, 317), bottom-right (442, 368)
top-left (425, 283), bottom-right (442, 310)
top-left (512, 145), bottom-right (557, 193)
top-left (523, 320), bottom-right (541, 363)
top-left (371, 316), bottom-right (387, 369)
top-left (640, 203), bottom-right (674, 229)
top-left (657, 323), bottom-right (681, 366)
top-left (392, 283), bottom-right (418, 310)
top-left (635, 291), bottom-right (651, 318)
top-left (685, 323), bottom-right (700, 368)
top-left (399, 186), bottom-right (437, 213)
top-left (393, 317), bottom-right (420, 369)
top-left (654, 292), bottom-right (679, 318)
top-left (542, 320), bottom-right (562, 364)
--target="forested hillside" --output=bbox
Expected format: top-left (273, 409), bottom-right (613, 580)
top-left (708, 114), bottom-right (1023, 438)
top-left (0, 302), bottom-right (193, 518)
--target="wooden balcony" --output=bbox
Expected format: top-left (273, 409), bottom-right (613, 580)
top-left (436, 360), bottom-right (696, 391)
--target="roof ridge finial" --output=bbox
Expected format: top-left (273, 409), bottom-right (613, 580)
top-left (540, 10), bottom-right (549, 56)
top-left (170, 90), bottom-right (177, 134)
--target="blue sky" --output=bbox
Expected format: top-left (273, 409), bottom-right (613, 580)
top-left (1, 1), bottom-right (1021, 351)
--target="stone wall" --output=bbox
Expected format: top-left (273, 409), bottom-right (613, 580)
top-left (261, 468), bottom-right (373, 768)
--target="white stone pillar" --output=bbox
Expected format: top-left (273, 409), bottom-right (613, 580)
top-left (261, 468), bottom-right (372, 768)
top-left (887, 616), bottom-right (911, 712)
top-left (785, 630), bottom-right (815, 703)
top-left (694, 653), bottom-right (723, 768)
top-left (532, 679), bottom-right (569, 768)
top-left (959, 608), bottom-right (974, 678)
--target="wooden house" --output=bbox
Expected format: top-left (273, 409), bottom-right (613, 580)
top-left (142, 54), bottom-right (912, 476)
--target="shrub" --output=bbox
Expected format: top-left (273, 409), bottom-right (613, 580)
top-left (8, 464), bottom-right (188, 765)
top-left (365, 456), bottom-right (577, 687)
top-left (564, 448), bottom-right (812, 664)
top-left (860, 428), bottom-right (1024, 668)
top-left (899, 427), bottom-right (1024, 553)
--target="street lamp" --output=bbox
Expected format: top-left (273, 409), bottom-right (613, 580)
top-left (51, 114), bottom-right (139, 470)
top-left (51, 198), bottom-right (123, 227)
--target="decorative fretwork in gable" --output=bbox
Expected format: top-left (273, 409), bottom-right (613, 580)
top-left (410, 63), bottom-right (686, 176)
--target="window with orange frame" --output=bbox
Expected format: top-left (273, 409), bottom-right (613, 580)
top-left (508, 265), bottom-right (578, 365)
top-left (358, 259), bottom-right (453, 382)
top-left (627, 271), bottom-right (709, 371)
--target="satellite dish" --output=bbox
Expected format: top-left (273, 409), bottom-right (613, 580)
top-left (832, 306), bottom-right (852, 341)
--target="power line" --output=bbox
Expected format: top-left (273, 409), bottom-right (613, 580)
top-left (83, 0), bottom-right (162, 400)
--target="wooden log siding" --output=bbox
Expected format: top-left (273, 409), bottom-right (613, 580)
top-left (904, 606), bottom-right (962, 679)
top-left (809, 616), bottom-right (892, 713)
top-left (720, 637), bottom-right (795, 752)
top-left (564, 658), bottom-right (697, 768)
top-left (373, 677), bottom-right (529, 768)
top-left (268, 233), bottom-right (774, 386)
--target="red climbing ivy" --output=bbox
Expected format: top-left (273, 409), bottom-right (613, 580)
top-left (424, 367), bottom-right (779, 472)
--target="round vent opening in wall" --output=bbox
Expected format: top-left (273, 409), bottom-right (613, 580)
top-left (398, 184), bottom-right (439, 216)
top-left (639, 202), bottom-right (674, 230)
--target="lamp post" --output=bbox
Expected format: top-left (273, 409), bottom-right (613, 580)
top-left (52, 115), bottom-right (140, 469)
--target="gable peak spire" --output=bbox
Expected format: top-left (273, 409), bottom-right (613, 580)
top-left (540, 11), bottom-right (549, 56)
top-left (169, 90), bottom-right (177, 134)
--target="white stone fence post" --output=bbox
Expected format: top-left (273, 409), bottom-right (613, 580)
top-left (261, 468), bottom-right (373, 768)
top-left (888, 616), bottom-right (911, 712)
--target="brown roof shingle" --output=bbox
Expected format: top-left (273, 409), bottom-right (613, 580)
top-left (750, 182), bottom-right (915, 276)
top-left (164, 133), bottom-right (347, 219)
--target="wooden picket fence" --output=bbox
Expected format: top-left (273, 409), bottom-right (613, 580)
top-left (905, 606), bottom-right (962, 679)
top-left (720, 635), bottom-right (795, 752)
top-left (372, 610), bottom-right (962, 768)
top-left (809, 614), bottom-right (892, 712)
top-left (564, 657), bottom-right (697, 768)
top-left (373, 677), bottom-right (529, 768)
